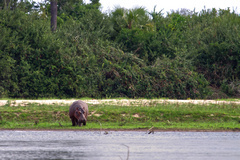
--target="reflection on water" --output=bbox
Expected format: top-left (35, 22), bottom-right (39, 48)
top-left (0, 131), bottom-right (240, 160)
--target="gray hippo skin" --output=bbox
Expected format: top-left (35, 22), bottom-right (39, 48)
top-left (69, 100), bottom-right (88, 126)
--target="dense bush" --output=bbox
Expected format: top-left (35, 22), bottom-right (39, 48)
top-left (178, 9), bottom-right (240, 89)
top-left (0, 1), bottom-right (239, 99)
top-left (0, 9), bottom-right (62, 98)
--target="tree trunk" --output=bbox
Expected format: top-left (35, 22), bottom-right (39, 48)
top-left (51, 0), bottom-right (57, 32)
top-left (4, 0), bottom-right (8, 9)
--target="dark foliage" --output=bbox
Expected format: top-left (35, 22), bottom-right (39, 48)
top-left (0, 2), bottom-right (239, 99)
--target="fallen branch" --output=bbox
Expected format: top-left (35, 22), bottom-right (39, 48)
top-left (58, 122), bottom-right (63, 127)
top-left (147, 126), bottom-right (154, 134)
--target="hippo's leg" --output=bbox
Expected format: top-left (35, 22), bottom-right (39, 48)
top-left (75, 119), bottom-right (79, 125)
top-left (79, 123), bottom-right (82, 127)
top-left (71, 118), bottom-right (76, 126)
top-left (83, 122), bottom-right (86, 126)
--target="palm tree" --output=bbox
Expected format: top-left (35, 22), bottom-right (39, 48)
top-left (51, 0), bottom-right (57, 32)
top-left (111, 7), bottom-right (151, 30)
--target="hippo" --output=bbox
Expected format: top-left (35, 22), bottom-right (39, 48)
top-left (69, 100), bottom-right (88, 126)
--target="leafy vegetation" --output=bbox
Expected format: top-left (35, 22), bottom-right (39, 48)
top-left (0, 102), bottom-right (239, 130)
top-left (0, 1), bottom-right (239, 99)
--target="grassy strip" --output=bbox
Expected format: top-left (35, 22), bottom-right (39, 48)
top-left (0, 102), bottom-right (240, 131)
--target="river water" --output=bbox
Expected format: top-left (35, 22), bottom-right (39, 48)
top-left (0, 130), bottom-right (239, 160)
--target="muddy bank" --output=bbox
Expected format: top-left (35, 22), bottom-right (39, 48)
top-left (1, 128), bottom-right (240, 132)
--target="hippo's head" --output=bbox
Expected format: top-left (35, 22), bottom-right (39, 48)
top-left (74, 107), bottom-right (86, 126)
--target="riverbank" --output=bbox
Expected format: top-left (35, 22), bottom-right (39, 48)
top-left (0, 99), bottom-right (240, 131)
top-left (1, 128), bottom-right (240, 132)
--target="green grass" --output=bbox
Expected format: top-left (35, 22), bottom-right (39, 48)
top-left (215, 98), bottom-right (240, 101)
top-left (0, 102), bottom-right (240, 131)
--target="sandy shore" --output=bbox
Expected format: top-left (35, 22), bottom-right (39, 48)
top-left (0, 99), bottom-right (240, 106)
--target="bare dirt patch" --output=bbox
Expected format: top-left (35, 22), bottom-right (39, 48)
top-left (132, 114), bottom-right (140, 118)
